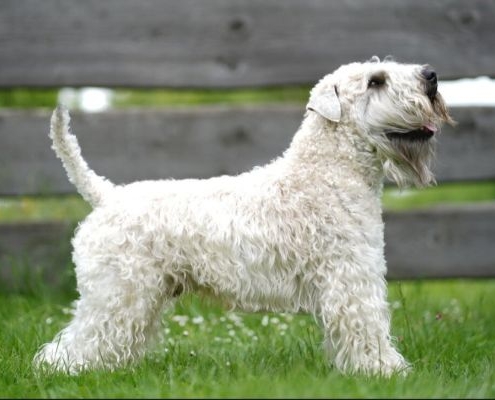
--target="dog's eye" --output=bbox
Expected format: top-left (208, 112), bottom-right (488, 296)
top-left (368, 74), bottom-right (386, 88)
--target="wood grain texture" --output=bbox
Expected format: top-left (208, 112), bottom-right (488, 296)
top-left (0, 106), bottom-right (302, 195)
top-left (1, 106), bottom-right (494, 196)
top-left (1, 204), bottom-right (494, 289)
top-left (0, 222), bottom-right (74, 290)
top-left (384, 204), bottom-right (495, 279)
top-left (1, 0), bottom-right (494, 87)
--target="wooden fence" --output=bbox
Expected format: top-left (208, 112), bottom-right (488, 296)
top-left (1, 0), bottom-right (495, 288)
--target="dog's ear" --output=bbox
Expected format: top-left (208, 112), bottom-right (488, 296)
top-left (306, 85), bottom-right (341, 123)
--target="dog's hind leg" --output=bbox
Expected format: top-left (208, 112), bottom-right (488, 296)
top-left (33, 254), bottom-right (176, 373)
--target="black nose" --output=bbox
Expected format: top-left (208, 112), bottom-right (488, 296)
top-left (421, 66), bottom-right (437, 100)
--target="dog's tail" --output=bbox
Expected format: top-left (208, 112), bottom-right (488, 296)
top-left (49, 105), bottom-right (114, 207)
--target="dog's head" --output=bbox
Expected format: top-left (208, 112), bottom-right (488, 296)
top-left (306, 56), bottom-right (455, 188)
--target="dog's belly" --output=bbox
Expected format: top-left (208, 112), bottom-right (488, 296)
top-left (192, 260), bottom-right (311, 314)
top-left (175, 237), bottom-right (313, 314)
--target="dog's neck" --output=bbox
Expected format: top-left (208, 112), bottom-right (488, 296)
top-left (284, 113), bottom-right (385, 195)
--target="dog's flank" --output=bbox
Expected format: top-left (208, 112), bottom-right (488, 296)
top-left (35, 57), bottom-right (452, 376)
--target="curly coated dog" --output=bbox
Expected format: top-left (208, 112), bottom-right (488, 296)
top-left (34, 56), bottom-right (453, 376)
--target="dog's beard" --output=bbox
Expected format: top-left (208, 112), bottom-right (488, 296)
top-left (368, 94), bottom-right (453, 188)
top-left (378, 135), bottom-right (436, 188)
top-left (367, 116), bottom-right (438, 188)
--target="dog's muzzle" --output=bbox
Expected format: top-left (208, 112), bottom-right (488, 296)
top-left (385, 67), bottom-right (439, 142)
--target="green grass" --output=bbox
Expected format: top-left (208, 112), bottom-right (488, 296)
top-left (2, 181), bottom-right (494, 223)
top-left (1, 280), bottom-right (494, 398)
top-left (0, 89), bottom-right (58, 108)
top-left (112, 87), bottom-right (309, 107)
top-left (382, 181), bottom-right (495, 211)
top-left (0, 195), bottom-right (91, 223)
top-left (0, 87), bottom-right (309, 110)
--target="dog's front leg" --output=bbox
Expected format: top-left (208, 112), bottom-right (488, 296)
top-left (316, 265), bottom-right (410, 376)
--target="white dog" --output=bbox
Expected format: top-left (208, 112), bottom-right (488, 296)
top-left (34, 56), bottom-right (453, 376)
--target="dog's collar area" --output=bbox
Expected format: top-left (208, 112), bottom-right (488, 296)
top-left (385, 126), bottom-right (435, 141)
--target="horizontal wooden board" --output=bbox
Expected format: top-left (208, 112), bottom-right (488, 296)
top-left (384, 204), bottom-right (495, 279)
top-left (0, 106), bottom-right (302, 195)
top-left (1, 204), bottom-right (494, 290)
top-left (0, 221), bottom-right (75, 291)
top-left (1, 0), bottom-right (494, 87)
top-left (0, 106), bottom-right (494, 196)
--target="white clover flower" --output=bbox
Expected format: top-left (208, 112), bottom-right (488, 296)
top-left (391, 301), bottom-right (401, 310)
top-left (228, 314), bottom-right (244, 327)
top-left (171, 315), bottom-right (189, 327)
top-left (261, 315), bottom-right (269, 326)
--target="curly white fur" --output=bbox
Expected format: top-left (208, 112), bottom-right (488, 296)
top-left (34, 57), bottom-right (452, 376)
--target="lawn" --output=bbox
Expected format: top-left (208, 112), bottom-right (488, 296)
top-left (0, 279), bottom-right (494, 398)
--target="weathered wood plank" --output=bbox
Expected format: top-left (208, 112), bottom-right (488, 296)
top-left (0, 106), bottom-right (493, 196)
top-left (0, 222), bottom-right (75, 291)
top-left (1, 0), bottom-right (494, 87)
top-left (384, 204), bottom-right (495, 279)
top-left (0, 106), bottom-right (302, 195)
top-left (435, 107), bottom-right (495, 182)
top-left (1, 204), bottom-right (494, 290)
